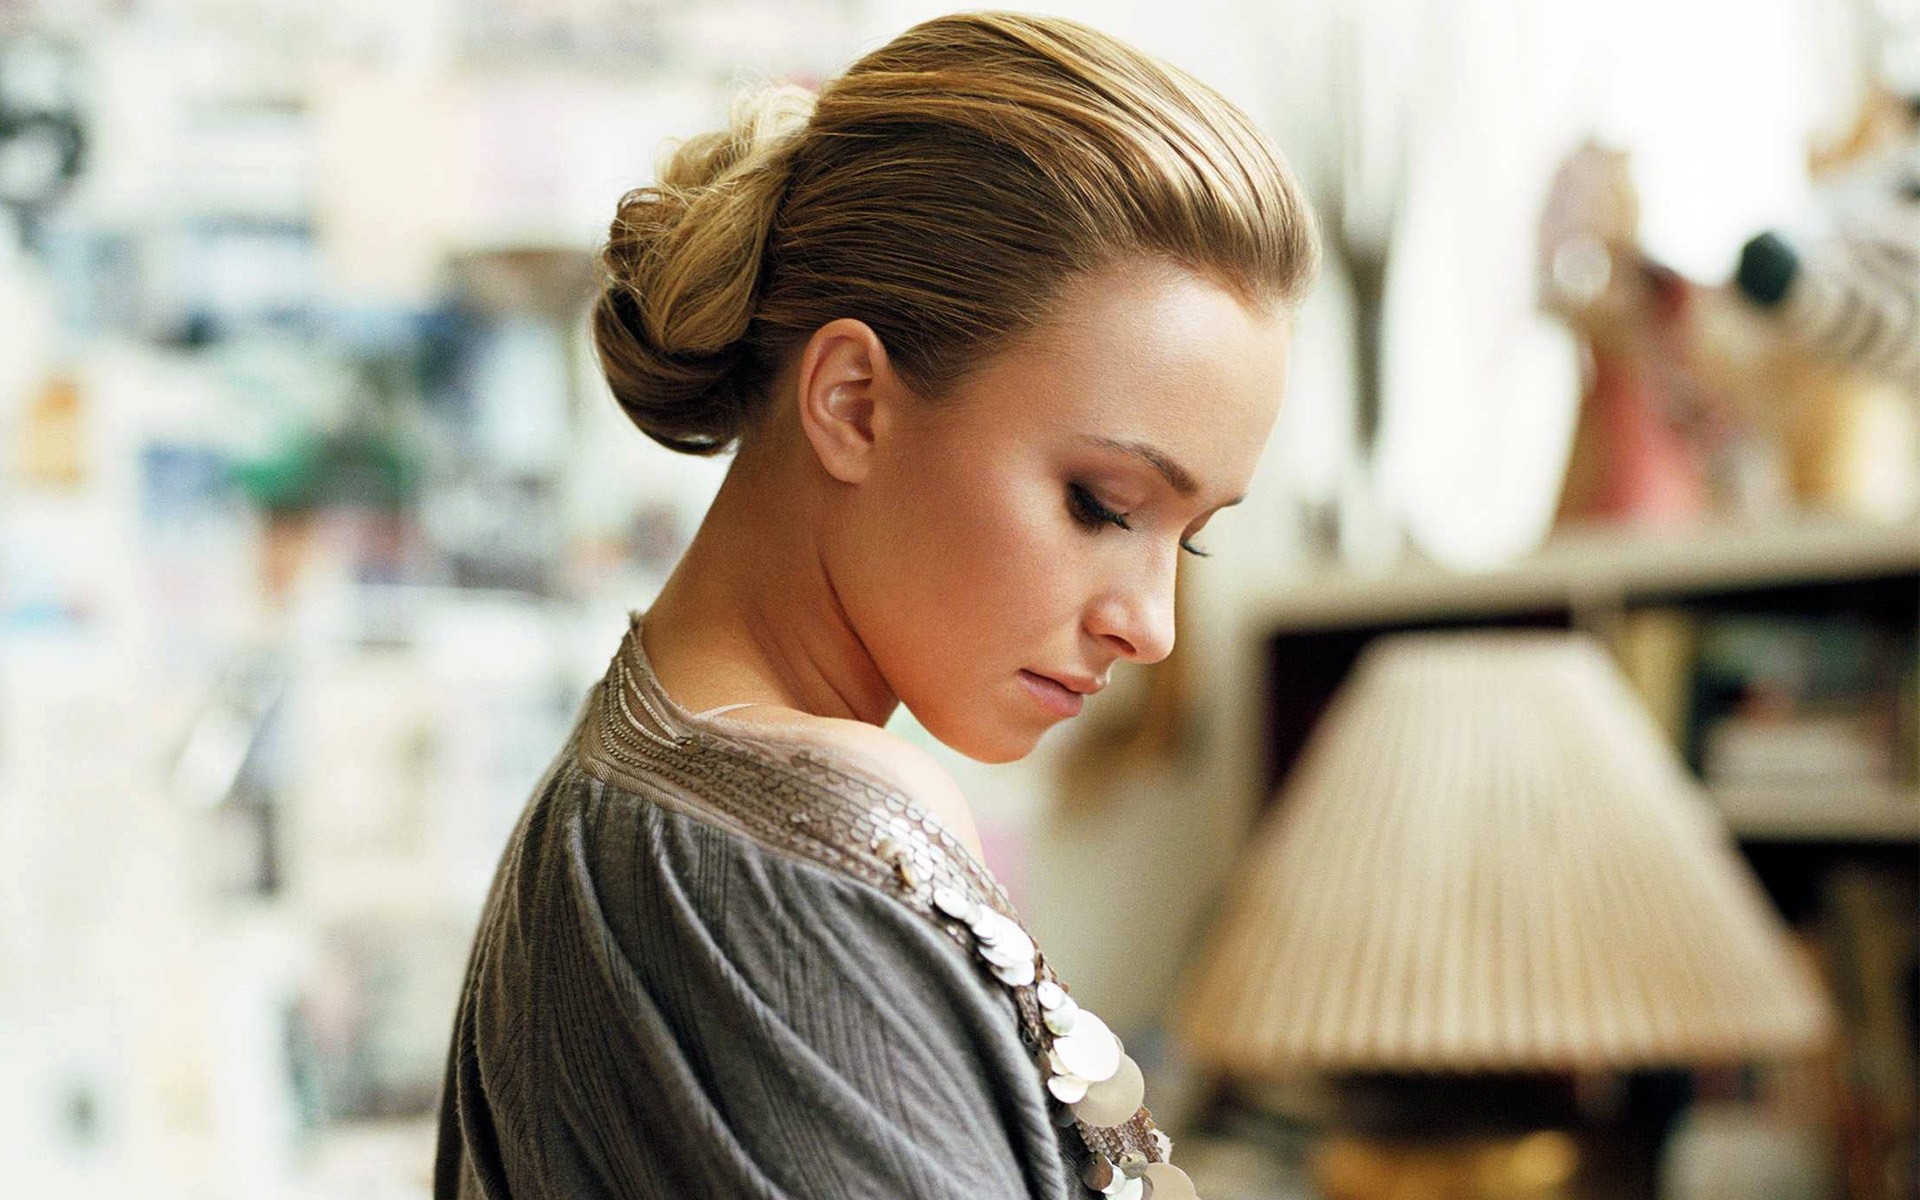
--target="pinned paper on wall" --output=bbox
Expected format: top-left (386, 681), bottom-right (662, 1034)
top-left (283, 648), bottom-right (440, 888)
top-left (451, 75), bottom-right (720, 253)
top-left (312, 70), bottom-right (722, 303)
top-left (310, 70), bottom-right (462, 307)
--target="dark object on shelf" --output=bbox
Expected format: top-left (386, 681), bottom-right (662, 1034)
top-left (0, 34), bottom-right (87, 231)
top-left (1731, 227), bottom-right (1920, 389)
top-left (1687, 610), bottom-right (1913, 789)
top-left (1736, 232), bottom-right (1799, 308)
top-left (1818, 863), bottom-right (1919, 1200)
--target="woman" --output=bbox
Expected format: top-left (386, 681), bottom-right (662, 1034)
top-left (433, 11), bottom-right (1317, 1199)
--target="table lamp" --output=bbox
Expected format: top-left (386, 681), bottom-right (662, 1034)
top-left (1174, 630), bottom-right (1833, 1198)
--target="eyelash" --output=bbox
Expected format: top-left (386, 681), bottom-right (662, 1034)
top-left (1067, 483), bottom-right (1212, 558)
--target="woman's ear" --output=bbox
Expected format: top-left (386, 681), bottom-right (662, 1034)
top-left (793, 318), bottom-right (897, 485)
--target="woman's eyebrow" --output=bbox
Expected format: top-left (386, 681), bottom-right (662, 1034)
top-left (1077, 434), bottom-right (1245, 506)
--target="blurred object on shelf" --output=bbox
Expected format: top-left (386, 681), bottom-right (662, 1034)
top-left (0, 32), bottom-right (87, 233)
top-left (1178, 630), bottom-right (1834, 1197)
top-left (1539, 81), bottom-right (1920, 537)
top-left (1162, 1107), bottom-right (1323, 1200)
top-left (1657, 1102), bottom-right (1833, 1200)
top-left (1702, 713), bottom-right (1893, 791)
top-left (169, 645), bottom-right (289, 899)
top-left (175, 217), bottom-right (320, 337)
top-left (1814, 862), bottom-right (1918, 1200)
top-left (1606, 599), bottom-right (1918, 846)
top-left (0, 204), bottom-right (58, 414)
top-left (225, 394), bottom-right (419, 516)
top-left (261, 510), bottom-right (319, 609)
top-left (1611, 606), bottom-right (1701, 750)
top-left (1539, 142), bottom-right (1712, 530)
top-left (1769, 359), bottom-right (1919, 522)
top-left (452, 0), bottom-right (852, 77)
top-left (1736, 231), bottom-right (1919, 394)
top-left (448, 251), bottom-right (590, 477)
top-left (1536, 141), bottom-right (1644, 335)
top-left (449, 247), bottom-right (596, 322)
top-left (212, 330), bottom-right (423, 520)
top-left (1711, 80), bottom-right (1920, 527)
top-left (1354, 0), bottom-right (1589, 575)
top-left (12, 370), bottom-right (85, 489)
top-left (1690, 612), bottom-right (1915, 792)
top-left (289, 1115), bottom-right (438, 1200)
top-left (281, 648), bottom-right (438, 901)
top-left (1318, 0), bottom-right (1409, 577)
top-left (1808, 76), bottom-right (1916, 182)
top-left (288, 913), bottom-right (472, 1125)
top-left (1732, 78), bottom-right (1920, 523)
top-left (1733, 83), bottom-right (1919, 392)
top-left (1557, 280), bottom-right (1712, 527)
top-left (423, 472), bottom-right (562, 594)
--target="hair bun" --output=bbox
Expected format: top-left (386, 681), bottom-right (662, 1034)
top-left (591, 81), bottom-right (816, 455)
top-left (592, 11), bottom-right (1320, 461)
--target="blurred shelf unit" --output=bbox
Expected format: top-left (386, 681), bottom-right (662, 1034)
top-left (1249, 516), bottom-right (1920, 845)
top-left (1248, 515), bottom-right (1920, 632)
top-left (1708, 783), bottom-right (1919, 842)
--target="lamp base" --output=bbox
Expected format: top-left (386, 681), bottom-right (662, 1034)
top-left (1332, 1072), bottom-right (1585, 1140)
top-left (1313, 1129), bottom-right (1582, 1200)
top-left (1305, 1070), bottom-right (1692, 1200)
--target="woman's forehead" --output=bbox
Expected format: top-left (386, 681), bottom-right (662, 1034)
top-left (953, 271), bottom-right (1288, 468)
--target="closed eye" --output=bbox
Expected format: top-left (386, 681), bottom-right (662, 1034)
top-left (1067, 483), bottom-right (1212, 558)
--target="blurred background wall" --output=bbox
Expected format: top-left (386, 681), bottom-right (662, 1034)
top-left (0, 1), bottom-right (1914, 1197)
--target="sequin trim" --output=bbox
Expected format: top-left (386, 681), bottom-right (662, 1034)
top-left (572, 613), bottom-right (1181, 1192)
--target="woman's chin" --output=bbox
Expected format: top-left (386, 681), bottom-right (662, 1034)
top-left (923, 712), bottom-right (1045, 766)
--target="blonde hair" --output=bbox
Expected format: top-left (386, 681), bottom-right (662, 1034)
top-left (592, 9), bottom-right (1321, 456)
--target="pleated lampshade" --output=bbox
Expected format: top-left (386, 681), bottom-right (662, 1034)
top-left (1175, 630), bottom-right (1833, 1075)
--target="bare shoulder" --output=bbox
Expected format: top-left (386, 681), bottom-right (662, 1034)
top-left (718, 707), bottom-right (984, 861)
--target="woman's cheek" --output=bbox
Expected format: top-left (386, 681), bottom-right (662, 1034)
top-left (1002, 489), bottom-right (1085, 612)
top-left (938, 464), bottom-right (1038, 561)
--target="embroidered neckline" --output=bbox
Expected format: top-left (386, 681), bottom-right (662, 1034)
top-left (615, 609), bottom-right (1000, 871)
top-left (573, 610), bottom-right (1192, 1197)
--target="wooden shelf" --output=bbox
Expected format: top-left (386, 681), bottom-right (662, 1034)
top-left (1245, 517), bottom-right (1920, 844)
top-left (1250, 516), bottom-right (1920, 633)
top-left (1711, 784), bottom-right (1920, 843)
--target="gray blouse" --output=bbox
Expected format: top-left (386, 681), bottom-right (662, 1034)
top-left (431, 611), bottom-right (1194, 1199)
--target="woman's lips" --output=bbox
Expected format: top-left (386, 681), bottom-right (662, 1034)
top-left (1019, 669), bottom-right (1085, 717)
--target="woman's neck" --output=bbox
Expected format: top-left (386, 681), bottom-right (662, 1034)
top-left (641, 456), bottom-right (901, 729)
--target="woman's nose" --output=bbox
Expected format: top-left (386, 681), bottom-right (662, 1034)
top-left (1085, 555), bottom-right (1177, 665)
